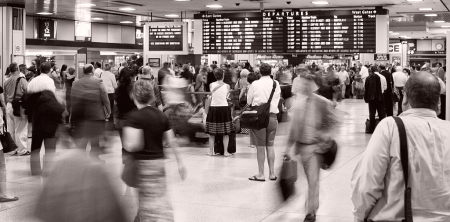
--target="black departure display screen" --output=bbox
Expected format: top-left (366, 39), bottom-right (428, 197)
top-left (194, 9), bottom-right (387, 54)
top-left (148, 24), bottom-right (184, 51)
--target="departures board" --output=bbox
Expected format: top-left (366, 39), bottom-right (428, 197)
top-left (194, 9), bottom-right (387, 54)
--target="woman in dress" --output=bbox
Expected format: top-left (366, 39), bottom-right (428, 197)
top-left (123, 80), bottom-right (186, 221)
top-left (205, 68), bottom-right (232, 156)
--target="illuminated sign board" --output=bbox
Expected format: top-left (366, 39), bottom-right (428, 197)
top-left (38, 19), bottom-right (55, 39)
top-left (195, 9), bottom-right (387, 54)
top-left (374, 53), bottom-right (390, 61)
top-left (148, 24), bottom-right (184, 51)
top-left (75, 21), bottom-right (92, 41)
top-left (136, 28), bottom-right (143, 45)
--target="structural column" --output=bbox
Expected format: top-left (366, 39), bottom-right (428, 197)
top-left (446, 31), bottom-right (450, 121)
top-left (0, 4), bottom-right (26, 87)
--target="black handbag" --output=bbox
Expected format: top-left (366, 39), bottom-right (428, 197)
top-left (0, 124), bottom-right (17, 153)
top-left (240, 81), bottom-right (276, 130)
top-left (321, 139), bottom-right (338, 170)
top-left (121, 154), bottom-right (138, 188)
top-left (279, 155), bottom-right (298, 200)
top-left (11, 77), bottom-right (25, 117)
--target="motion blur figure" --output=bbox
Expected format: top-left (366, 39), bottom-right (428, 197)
top-left (123, 80), bottom-right (186, 222)
top-left (284, 73), bottom-right (338, 222)
top-left (34, 150), bottom-right (127, 222)
top-left (71, 64), bottom-right (111, 163)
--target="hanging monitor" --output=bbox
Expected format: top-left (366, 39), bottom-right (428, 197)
top-left (144, 22), bottom-right (188, 54)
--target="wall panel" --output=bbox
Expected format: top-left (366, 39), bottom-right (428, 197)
top-left (56, 19), bottom-right (74, 41)
top-left (92, 23), bottom-right (108, 42)
top-left (107, 25), bottom-right (121, 43)
top-left (121, 26), bottom-right (135, 44)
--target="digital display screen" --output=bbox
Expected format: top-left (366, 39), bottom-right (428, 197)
top-left (38, 19), bottom-right (55, 39)
top-left (75, 21), bottom-right (91, 41)
top-left (195, 9), bottom-right (387, 54)
top-left (148, 24), bottom-right (184, 51)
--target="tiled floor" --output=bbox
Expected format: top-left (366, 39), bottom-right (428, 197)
top-left (0, 99), bottom-right (371, 222)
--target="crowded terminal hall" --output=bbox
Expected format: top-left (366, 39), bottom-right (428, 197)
top-left (0, 0), bottom-right (449, 222)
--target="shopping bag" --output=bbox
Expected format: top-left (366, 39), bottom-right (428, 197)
top-left (279, 156), bottom-right (298, 200)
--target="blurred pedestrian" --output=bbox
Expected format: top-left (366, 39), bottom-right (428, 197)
top-left (123, 80), bottom-right (187, 221)
top-left (65, 67), bottom-right (76, 122)
top-left (71, 64), bottom-right (111, 163)
top-left (25, 62), bottom-right (65, 176)
top-left (393, 66), bottom-right (408, 115)
top-left (365, 66), bottom-right (386, 133)
top-left (139, 66), bottom-right (164, 110)
top-left (284, 73), bottom-right (338, 222)
top-left (0, 105), bottom-right (18, 202)
top-left (100, 64), bottom-right (118, 125)
top-left (93, 62), bottom-right (103, 78)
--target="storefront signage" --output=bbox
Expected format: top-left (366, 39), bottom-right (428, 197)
top-left (374, 53), bottom-right (390, 61)
top-left (38, 19), bottom-right (55, 39)
top-left (256, 55), bottom-right (285, 59)
top-left (389, 43), bottom-right (402, 53)
top-left (196, 9), bottom-right (385, 54)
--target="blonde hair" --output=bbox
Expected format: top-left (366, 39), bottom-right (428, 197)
top-left (132, 79), bottom-right (155, 104)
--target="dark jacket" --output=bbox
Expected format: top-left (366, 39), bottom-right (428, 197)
top-left (157, 67), bottom-right (171, 85)
top-left (114, 81), bottom-right (136, 119)
top-left (380, 70), bottom-right (394, 94)
top-left (364, 74), bottom-right (383, 103)
top-left (71, 75), bottom-right (111, 123)
top-left (23, 91), bottom-right (65, 137)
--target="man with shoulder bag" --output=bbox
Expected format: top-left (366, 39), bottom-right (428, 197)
top-left (4, 63), bottom-right (29, 156)
top-left (351, 72), bottom-right (450, 222)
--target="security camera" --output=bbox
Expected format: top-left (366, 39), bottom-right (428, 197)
top-left (236, 3), bottom-right (240, 6)
top-left (287, 1), bottom-right (291, 4)
top-left (426, 36), bottom-right (429, 38)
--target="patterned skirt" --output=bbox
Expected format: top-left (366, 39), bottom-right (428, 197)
top-left (205, 106), bottom-right (232, 135)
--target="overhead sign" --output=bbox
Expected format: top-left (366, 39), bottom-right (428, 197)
top-left (75, 21), bottom-right (92, 41)
top-left (144, 22), bottom-right (188, 55)
top-left (374, 53), bottom-right (390, 61)
top-left (148, 23), bottom-right (184, 51)
top-left (389, 43), bottom-right (402, 53)
top-left (195, 9), bottom-right (387, 54)
top-left (38, 19), bottom-right (55, 39)
top-left (136, 28), bottom-right (143, 45)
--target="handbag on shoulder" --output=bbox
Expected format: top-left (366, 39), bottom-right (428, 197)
top-left (12, 77), bottom-right (25, 117)
top-left (240, 81), bottom-right (276, 130)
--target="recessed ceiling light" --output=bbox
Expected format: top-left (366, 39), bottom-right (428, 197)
top-left (92, 18), bottom-right (103, 20)
top-left (441, 25), bottom-right (450, 28)
top-left (37, 12), bottom-right (53, 15)
top-left (175, 0), bottom-right (191, 1)
top-left (425, 14), bottom-right (437, 16)
top-left (400, 36), bottom-right (408, 38)
top-left (407, 0), bottom-right (423, 1)
top-left (405, 37), bottom-right (412, 39)
top-left (165, 14), bottom-right (179, 18)
top-left (419, 8), bottom-right (433, 11)
top-left (206, 4), bottom-right (223, 8)
top-left (120, 21), bottom-right (133, 24)
top-left (119, 7), bottom-right (136, 11)
top-left (389, 31), bottom-right (393, 33)
top-left (391, 33), bottom-right (399, 35)
top-left (77, 3), bottom-right (96, 7)
top-left (434, 21), bottom-right (445, 23)
top-left (312, 1), bottom-right (329, 4)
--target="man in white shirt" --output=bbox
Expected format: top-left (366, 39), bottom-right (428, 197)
top-left (337, 67), bottom-right (349, 98)
top-left (374, 69), bottom-right (387, 94)
top-left (351, 71), bottom-right (450, 222)
top-left (360, 63), bottom-right (369, 84)
top-left (392, 66), bottom-right (408, 115)
top-left (246, 63), bottom-right (281, 182)
top-left (93, 62), bottom-right (103, 78)
top-left (100, 64), bottom-right (117, 124)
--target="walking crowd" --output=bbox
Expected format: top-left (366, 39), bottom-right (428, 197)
top-left (0, 58), bottom-right (448, 222)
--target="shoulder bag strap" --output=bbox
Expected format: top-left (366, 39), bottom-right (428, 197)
top-left (393, 116), bottom-right (413, 222)
top-left (13, 77), bottom-right (24, 100)
top-left (267, 80), bottom-right (277, 104)
top-left (211, 83), bottom-right (225, 95)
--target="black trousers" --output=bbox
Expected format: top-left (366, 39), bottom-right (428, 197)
top-left (30, 132), bottom-right (56, 175)
top-left (383, 91), bottom-right (393, 117)
top-left (73, 120), bottom-right (105, 158)
top-left (368, 100), bottom-right (386, 132)
top-left (396, 87), bottom-right (404, 115)
top-left (438, 94), bottom-right (446, 120)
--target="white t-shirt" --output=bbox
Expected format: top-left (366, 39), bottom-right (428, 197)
top-left (392, 71), bottom-right (408, 87)
top-left (94, 68), bottom-right (103, 78)
top-left (210, 81), bottom-right (229, 107)
top-left (337, 71), bottom-right (349, 85)
top-left (100, 71), bottom-right (117, 94)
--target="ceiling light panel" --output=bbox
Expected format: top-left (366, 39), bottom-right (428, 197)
top-left (119, 7), bottom-right (136, 11)
top-left (206, 4), bottom-right (223, 8)
top-left (419, 8), bottom-right (433, 11)
top-left (312, 1), bottom-right (329, 4)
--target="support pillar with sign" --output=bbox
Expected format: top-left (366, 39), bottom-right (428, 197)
top-left (446, 31), bottom-right (450, 121)
top-left (0, 3), bottom-right (26, 86)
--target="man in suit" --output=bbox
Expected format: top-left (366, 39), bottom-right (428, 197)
top-left (71, 64), bottom-right (111, 163)
top-left (157, 62), bottom-right (172, 85)
top-left (379, 65), bottom-right (394, 116)
top-left (364, 66), bottom-right (386, 133)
